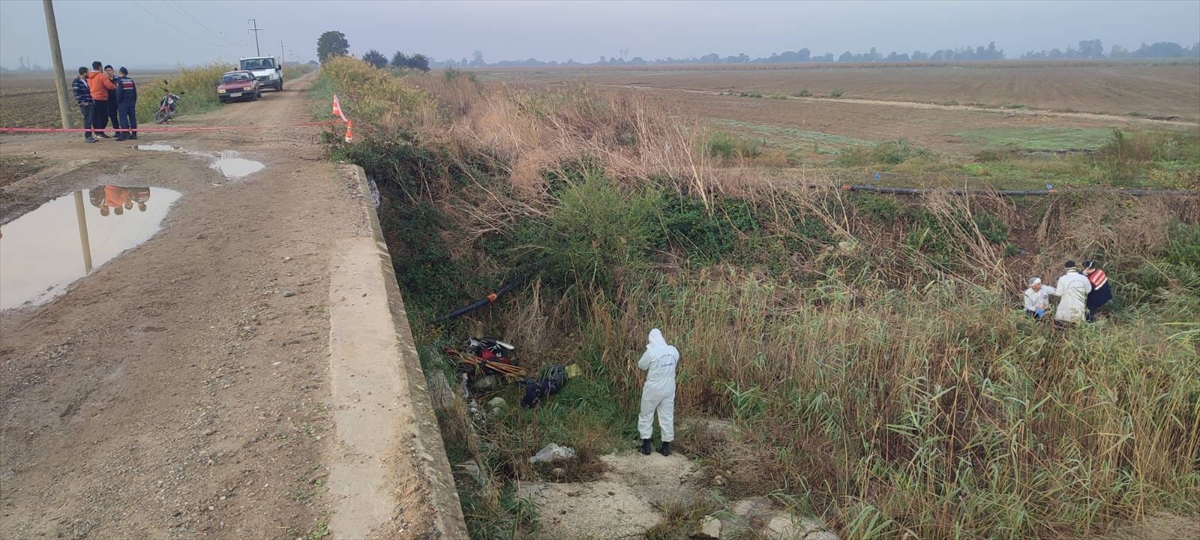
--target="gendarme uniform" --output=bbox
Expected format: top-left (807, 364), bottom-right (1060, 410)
top-left (115, 70), bottom-right (138, 140)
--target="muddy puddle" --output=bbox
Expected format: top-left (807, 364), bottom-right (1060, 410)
top-left (0, 185), bottom-right (181, 310)
top-left (135, 145), bottom-right (265, 180)
top-left (135, 144), bottom-right (178, 152)
top-left (211, 152), bottom-right (265, 179)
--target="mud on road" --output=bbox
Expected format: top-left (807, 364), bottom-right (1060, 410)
top-left (0, 75), bottom-right (383, 538)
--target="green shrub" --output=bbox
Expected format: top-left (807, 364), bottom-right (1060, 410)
top-left (828, 88), bottom-right (845, 98)
top-left (794, 89), bottom-right (813, 97)
top-left (655, 195), bottom-right (760, 265)
top-left (852, 193), bottom-right (902, 224)
top-left (532, 171), bottom-right (659, 291)
top-left (870, 140), bottom-right (928, 165)
top-left (707, 132), bottom-right (762, 160)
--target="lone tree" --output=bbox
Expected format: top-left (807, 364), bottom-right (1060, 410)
top-left (407, 53), bottom-right (430, 72)
top-left (317, 31), bottom-right (350, 63)
top-left (390, 51), bottom-right (410, 68)
top-left (362, 49), bottom-right (388, 68)
top-left (389, 51), bottom-right (431, 72)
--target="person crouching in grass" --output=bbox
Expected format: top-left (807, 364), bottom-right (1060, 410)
top-left (72, 67), bottom-right (96, 143)
top-left (1023, 277), bottom-right (1055, 320)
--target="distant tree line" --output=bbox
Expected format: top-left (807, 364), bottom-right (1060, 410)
top-left (429, 38), bottom-right (1200, 68)
top-left (1022, 40), bottom-right (1200, 60)
top-left (316, 30), bottom-right (431, 72)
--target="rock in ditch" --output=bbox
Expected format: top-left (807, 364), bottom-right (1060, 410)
top-left (529, 443), bottom-right (576, 464)
top-left (693, 514), bottom-right (722, 538)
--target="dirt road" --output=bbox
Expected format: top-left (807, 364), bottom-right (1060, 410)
top-left (0, 75), bottom-right (385, 538)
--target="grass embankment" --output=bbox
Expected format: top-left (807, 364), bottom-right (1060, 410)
top-left (316, 57), bottom-right (1200, 539)
top-left (134, 63), bottom-right (232, 124)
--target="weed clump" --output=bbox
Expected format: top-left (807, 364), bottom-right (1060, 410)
top-left (837, 140), bottom-right (930, 167)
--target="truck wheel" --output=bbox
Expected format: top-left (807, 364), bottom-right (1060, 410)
top-left (276, 80), bottom-right (284, 92)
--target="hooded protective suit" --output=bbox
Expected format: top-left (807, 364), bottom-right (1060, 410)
top-left (638, 329), bottom-right (678, 443)
top-left (1053, 269), bottom-right (1092, 323)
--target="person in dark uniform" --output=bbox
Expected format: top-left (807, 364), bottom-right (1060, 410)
top-left (114, 67), bottom-right (139, 141)
top-left (103, 65), bottom-right (120, 137)
top-left (1083, 260), bottom-right (1112, 322)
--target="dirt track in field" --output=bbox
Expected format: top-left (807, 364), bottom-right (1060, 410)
top-left (0, 74), bottom-right (372, 539)
top-left (484, 62), bottom-right (1200, 123)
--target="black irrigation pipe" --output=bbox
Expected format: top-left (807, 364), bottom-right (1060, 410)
top-left (429, 274), bottom-right (530, 325)
top-left (841, 184), bottom-right (1199, 197)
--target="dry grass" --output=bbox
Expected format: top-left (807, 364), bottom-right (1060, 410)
top-left (320, 57), bottom-right (1200, 540)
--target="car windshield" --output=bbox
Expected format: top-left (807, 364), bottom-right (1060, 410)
top-left (240, 58), bottom-right (274, 70)
top-left (222, 73), bottom-right (252, 84)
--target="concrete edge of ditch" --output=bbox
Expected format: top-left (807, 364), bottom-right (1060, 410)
top-left (326, 163), bottom-right (468, 539)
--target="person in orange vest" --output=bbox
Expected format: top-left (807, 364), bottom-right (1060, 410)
top-left (1083, 260), bottom-right (1111, 322)
top-left (88, 61), bottom-right (117, 138)
top-left (104, 185), bottom-right (132, 213)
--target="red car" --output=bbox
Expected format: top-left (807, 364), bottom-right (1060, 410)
top-left (217, 70), bottom-right (261, 103)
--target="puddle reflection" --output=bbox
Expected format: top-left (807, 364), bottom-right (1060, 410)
top-left (0, 185), bottom-right (181, 310)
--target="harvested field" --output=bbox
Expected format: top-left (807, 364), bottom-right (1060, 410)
top-left (0, 72), bottom-right (175, 129)
top-left (481, 61), bottom-right (1200, 122)
top-left (608, 85), bottom-right (1194, 155)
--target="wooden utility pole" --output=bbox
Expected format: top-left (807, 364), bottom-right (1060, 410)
top-left (279, 40), bottom-right (285, 63)
top-left (247, 19), bottom-right (263, 56)
top-left (41, 0), bottom-right (72, 129)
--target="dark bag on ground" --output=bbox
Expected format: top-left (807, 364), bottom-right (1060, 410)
top-left (521, 365), bottom-right (567, 408)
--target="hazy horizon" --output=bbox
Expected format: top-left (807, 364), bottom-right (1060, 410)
top-left (1, 0), bottom-right (1198, 69)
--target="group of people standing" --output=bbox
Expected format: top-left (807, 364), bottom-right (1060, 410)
top-left (71, 61), bottom-right (138, 143)
top-left (1023, 260), bottom-right (1112, 325)
top-left (88, 185), bottom-right (151, 216)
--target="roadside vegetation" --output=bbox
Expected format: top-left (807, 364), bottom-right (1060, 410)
top-left (134, 63), bottom-right (232, 124)
top-left (315, 57), bottom-right (1200, 539)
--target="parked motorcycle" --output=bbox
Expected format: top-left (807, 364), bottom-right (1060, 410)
top-left (154, 80), bottom-right (184, 124)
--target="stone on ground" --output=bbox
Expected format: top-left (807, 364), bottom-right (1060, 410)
top-left (528, 443), bottom-right (575, 464)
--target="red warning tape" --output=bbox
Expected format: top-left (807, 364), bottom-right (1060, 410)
top-left (1, 96), bottom-right (357, 138)
top-left (0, 121), bottom-right (341, 134)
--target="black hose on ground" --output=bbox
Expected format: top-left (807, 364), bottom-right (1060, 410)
top-left (429, 274), bottom-right (529, 325)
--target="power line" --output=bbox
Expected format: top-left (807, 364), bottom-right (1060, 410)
top-left (165, 0), bottom-right (244, 47)
top-left (130, 0), bottom-right (225, 48)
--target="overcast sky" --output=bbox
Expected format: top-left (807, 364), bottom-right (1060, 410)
top-left (2, 0), bottom-right (1198, 69)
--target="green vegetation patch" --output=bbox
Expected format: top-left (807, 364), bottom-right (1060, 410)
top-left (712, 119), bottom-right (875, 154)
top-left (954, 127), bottom-right (1118, 151)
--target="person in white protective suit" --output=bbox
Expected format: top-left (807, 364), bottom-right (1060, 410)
top-left (637, 329), bottom-right (679, 457)
top-left (1052, 260), bottom-right (1092, 325)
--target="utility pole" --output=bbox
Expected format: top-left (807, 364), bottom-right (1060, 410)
top-left (247, 18), bottom-right (263, 56)
top-left (279, 40), bottom-right (285, 63)
top-left (41, 0), bottom-right (71, 129)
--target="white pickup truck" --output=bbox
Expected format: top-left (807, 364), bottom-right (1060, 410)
top-left (238, 56), bottom-right (283, 92)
